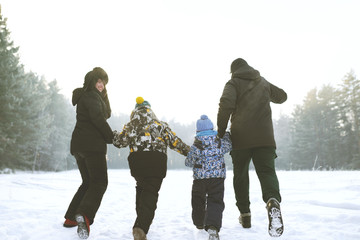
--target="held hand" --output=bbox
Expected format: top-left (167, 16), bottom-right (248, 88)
top-left (215, 135), bottom-right (222, 148)
top-left (193, 138), bottom-right (204, 151)
top-left (112, 130), bottom-right (118, 139)
top-left (184, 145), bottom-right (191, 156)
top-left (217, 131), bottom-right (225, 138)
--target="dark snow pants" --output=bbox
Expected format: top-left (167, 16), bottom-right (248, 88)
top-left (128, 151), bottom-right (167, 234)
top-left (133, 176), bottom-right (163, 234)
top-left (191, 178), bottom-right (225, 232)
top-left (64, 152), bottom-right (108, 223)
top-left (231, 147), bottom-right (281, 214)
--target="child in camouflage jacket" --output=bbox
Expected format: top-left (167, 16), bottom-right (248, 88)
top-left (113, 97), bottom-right (190, 240)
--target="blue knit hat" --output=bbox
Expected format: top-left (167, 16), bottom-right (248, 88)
top-left (135, 97), bottom-right (151, 108)
top-left (196, 115), bottom-right (214, 132)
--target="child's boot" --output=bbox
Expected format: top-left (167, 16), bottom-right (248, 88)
top-left (207, 226), bottom-right (220, 240)
top-left (239, 212), bottom-right (251, 228)
top-left (133, 227), bottom-right (147, 240)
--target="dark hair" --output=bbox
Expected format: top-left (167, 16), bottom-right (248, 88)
top-left (83, 67), bottom-right (108, 91)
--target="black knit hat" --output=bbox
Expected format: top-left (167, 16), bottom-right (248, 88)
top-left (230, 58), bottom-right (248, 73)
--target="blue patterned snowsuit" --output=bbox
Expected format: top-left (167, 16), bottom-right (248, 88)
top-left (185, 131), bottom-right (232, 179)
top-left (185, 130), bottom-right (232, 232)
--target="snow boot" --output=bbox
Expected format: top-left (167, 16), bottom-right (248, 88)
top-left (75, 214), bottom-right (90, 239)
top-left (239, 212), bottom-right (251, 228)
top-left (133, 227), bottom-right (147, 240)
top-left (266, 198), bottom-right (284, 237)
top-left (207, 226), bottom-right (220, 240)
top-left (63, 218), bottom-right (77, 228)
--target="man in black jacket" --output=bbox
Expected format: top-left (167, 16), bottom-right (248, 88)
top-left (217, 58), bottom-right (286, 237)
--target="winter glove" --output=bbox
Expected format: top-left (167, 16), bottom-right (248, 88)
top-left (112, 130), bottom-right (118, 142)
top-left (184, 145), bottom-right (191, 156)
top-left (217, 129), bottom-right (225, 138)
top-left (193, 138), bottom-right (204, 151)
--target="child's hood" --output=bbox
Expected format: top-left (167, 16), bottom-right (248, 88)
top-left (130, 106), bottom-right (158, 122)
top-left (195, 130), bottom-right (218, 147)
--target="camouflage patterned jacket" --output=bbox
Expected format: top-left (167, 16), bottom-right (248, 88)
top-left (113, 106), bottom-right (190, 156)
top-left (185, 131), bottom-right (232, 179)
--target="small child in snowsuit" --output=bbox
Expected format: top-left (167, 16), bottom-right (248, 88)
top-left (185, 115), bottom-right (232, 240)
top-left (113, 97), bottom-right (190, 240)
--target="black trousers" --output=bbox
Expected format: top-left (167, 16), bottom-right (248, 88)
top-left (128, 151), bottom-right (167, 234)
top-left (191, 178), bottom-right (225, 232)
top-left (133, 176), bottom-right (163, 234)
top-left (64, 152), bottom-right (108, 223)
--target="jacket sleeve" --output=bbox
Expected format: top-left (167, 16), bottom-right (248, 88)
top-left (217, 80), bottom-right (237, 137)
top-left (164, 124), bottom-right (190, 156)
top-left (85, 92), bottom-right (114, 143)
top-left (220, 132), bottom-right (232, 155)
top-left (113, 127), bottom-right (129, 148)
top-left (102, 88), bottom-right (112, 119)
top-left (185, 144), bottom-right (198, 167)
top-left (267, 80), bottom-right (287, 104)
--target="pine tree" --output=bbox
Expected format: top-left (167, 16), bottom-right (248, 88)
top-left (290, 89), bottom-right (321, 169)
top-left (0, 8), bottom-right (26, 168)
top-left (289, 84), bottom-right (354, 170)
top-left (0, 8), bottom-right (52, 170)
top-left (337, 71), bottom-right (360, 168)
top-left (316, 85), bottom-right (342, 169)
top-left (273, 114), bottom-right (292, 170)
top-left (38, 80), bottom-right (74, 171)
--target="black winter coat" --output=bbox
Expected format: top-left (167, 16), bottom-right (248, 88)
top-left (217, 64), bottom-right (287, 150)
top-left (70, 88), bottom-right (113, 154)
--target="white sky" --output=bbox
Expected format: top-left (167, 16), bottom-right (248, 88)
top-left (1, 0), bottom-right (360, 125)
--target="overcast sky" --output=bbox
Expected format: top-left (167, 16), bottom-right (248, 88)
top-left (2, 0), bottom-right (360, 126)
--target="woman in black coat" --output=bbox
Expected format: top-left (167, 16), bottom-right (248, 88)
top-left (63, 67), bottom-right (113, 239)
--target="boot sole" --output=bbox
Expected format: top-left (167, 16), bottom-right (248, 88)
top-left (76, 215), bottom-right (89, 239)
top-left (267, 206), bottom-right (283, 237)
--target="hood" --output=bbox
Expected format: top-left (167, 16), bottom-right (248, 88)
top-left (195, 130), bottom-right (219, 147)
top-left (232, 64), bottom-right (261, 81)
top-left (130, 105), bottom-right (159, 123)
top-left (72, 88), bottom-right (84, 106)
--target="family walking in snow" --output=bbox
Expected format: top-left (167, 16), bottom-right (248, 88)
top-left (62, 58), bottom-right (287, 240)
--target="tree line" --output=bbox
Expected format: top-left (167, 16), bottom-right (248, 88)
top-left (0, 11), bottom-right (75, 172)
top-left (274, 72), bottom-right (360, 170)
top-left (1, 9), bottom-right (359, 172)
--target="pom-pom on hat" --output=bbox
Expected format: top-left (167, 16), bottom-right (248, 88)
top-left (196, 115), bottom-right (214, 132)
top-left (135, 96), bottom-right (151, 108)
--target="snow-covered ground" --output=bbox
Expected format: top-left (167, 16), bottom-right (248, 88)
top-left (1, 169), bottom-right (360, 240)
